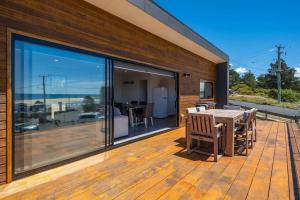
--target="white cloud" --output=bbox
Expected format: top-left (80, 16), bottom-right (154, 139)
top-left (268, 48), bottom-right (275, 52)
top-left (229, 63), bottom-right (233, 67)
top-left (235, 67), bottom-right (247, 74)
top-left (295, 67), bottom-right (300, 78)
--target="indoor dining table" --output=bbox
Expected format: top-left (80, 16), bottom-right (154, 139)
top-left (199, 109), bottom-right (244, 156)
top-left (128, 104), bottom-right (145, 127)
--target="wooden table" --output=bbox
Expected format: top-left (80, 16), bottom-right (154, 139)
top-left (199, 109), bottom-right (244, 156)
top-left (128, 105), bottom-right (145, 127)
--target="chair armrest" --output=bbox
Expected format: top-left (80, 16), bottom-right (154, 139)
top-left (214, 123), bottom-right (223, 129)
top-left (235, 122), bottom-right (247, 126)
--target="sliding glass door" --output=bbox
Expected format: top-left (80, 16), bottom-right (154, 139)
top-left (11, 34), bottom-right (178, 178)
top-left (113, 61), bottom-right (178, 143)
top-left (12, 35), bottom-right (111, 176)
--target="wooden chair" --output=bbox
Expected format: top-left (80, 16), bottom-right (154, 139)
top-left (139, 101), bottom-right (147, 105)
top-left (128, 108), bottom-right (138, 128)
top-left (130, 101), bottom-right (138, 105)
top-left (195, 103), bottom-right (208, 110)
top-left (142, 103), bottom-right (154, 128)
top-left (131, 103), bottom-right (154, 128)
top-left (252, 108), bottom-right (258, 142)
top-left (186, 106), bottom-right (206, 114)
top-left (185, 107), bottom-right (205, 146)
top-left (186, 107), bottom-right (198, 114)
top-left (234, 109), bottom-right (255, 155)
top-left (186, 113), bottom-right (224, 161)
top-left (197, 106), bottom-right (206, 112)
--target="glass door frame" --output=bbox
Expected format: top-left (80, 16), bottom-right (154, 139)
top-left (106, 59), bottom-right (114, 147)
top-left (10, 32), bottom-right (179, 180)
top-left (11, 33), bottom-right (114, 179)
top-left (111, 59), bottom-right (180, 145)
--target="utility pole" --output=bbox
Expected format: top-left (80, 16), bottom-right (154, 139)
top-left (39, 74), bottom-right (48, 115)
top-left (275, 45), bottom-right (284, 103)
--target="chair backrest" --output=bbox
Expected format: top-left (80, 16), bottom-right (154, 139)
top-left (250, 108), bottom-right (257, 116)
top-left (131, 101), bottom-right (138, 105)
top-left (253, 108), bottom-right (257, 120)
top-left (197, 106), bottom-right (206, 112)
top-left (144, 103), bottom-right (154, 117)
top-left (114, 102), bottom-right (125, 114)
top-left (250, 108), bottom-right (257, 125)
top-left (187, 113), bottom-right (216, 137)
top-left (139, 101), bottom-right (147, 105)
top-left (224, 105), bottom-right (241, 110)
top-left (186, 107), bottom-right (198, 114)
top-left (195, 103), bottom-right (208, 109)
top-left (244, 109), bottom-right (256, 129)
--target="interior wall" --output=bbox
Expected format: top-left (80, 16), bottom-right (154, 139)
top-left (114, 70), bottom-right (176, 115)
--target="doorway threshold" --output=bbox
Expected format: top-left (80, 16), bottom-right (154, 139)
top-left (114, 127), bottom-right (172, 145)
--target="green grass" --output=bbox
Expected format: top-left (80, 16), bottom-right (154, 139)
top-left (229, 94), bottom-right (300, 109)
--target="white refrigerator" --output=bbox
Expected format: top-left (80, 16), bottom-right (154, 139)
top-left (153, 87), bottom-right (168, 118)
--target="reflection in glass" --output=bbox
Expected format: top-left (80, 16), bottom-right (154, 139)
top-left (200, 81), bottom-right (213, 99)
top-left (13, 38), bottom-right (106, 174)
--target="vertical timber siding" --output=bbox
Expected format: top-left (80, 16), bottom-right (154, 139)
top-left (0, 22), bottom-right (7, 184)
top-left (216, 62), bottom-right (229, 108)
top-left (0, 0), bottom-right (218, 183)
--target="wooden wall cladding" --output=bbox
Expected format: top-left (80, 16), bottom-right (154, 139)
top-left (0, 22), bottom-right (6, 184)
top-left (179, 95), bottom-right (200, 125)
top-left (0, 0), bottom-right (216, 79)
top-left (0, 0), bottom-right (217, 183)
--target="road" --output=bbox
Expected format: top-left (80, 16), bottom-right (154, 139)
top-left (229, 100), bottom-right (300, 118)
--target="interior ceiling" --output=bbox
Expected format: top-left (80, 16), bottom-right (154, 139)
top-left (84, 0), bottom-right (227, 64)
top-left (114, 68), bottom-right (172, 79)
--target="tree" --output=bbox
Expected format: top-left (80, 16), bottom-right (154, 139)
top-left (241, 70), bottom-right (256, 88)
top-left (294, 80), bottom-right (300, 93)
top-left (82, 96), bottom-right (96, 112)
top-left (256, 74), bottom-right (268, 88)
top-left (257, 59), bottom-right (300, 91)
top-left (229, 69), bottom-right (241, 88)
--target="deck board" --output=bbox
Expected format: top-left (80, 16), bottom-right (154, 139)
top-left (246, 122), bottom-right (279, 200)
top-left (224, 120), bottom-right (272, 200)
top-left (268, 122), bottom-right (290, 199)
top-left (288, 122), bottom-right (300, 198)
top-left (0, 121), bottom-right (294, 200)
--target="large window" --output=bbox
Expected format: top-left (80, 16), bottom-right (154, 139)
top-left (200, 81), bottom-right (213, 99)
top-left (13, 36), bottom-right (107, 175)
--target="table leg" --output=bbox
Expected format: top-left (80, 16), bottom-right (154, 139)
top-left (225, 119), bottom-right (234, 156)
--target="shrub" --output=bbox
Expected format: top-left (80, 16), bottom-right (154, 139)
top-left (254, 88), bottom-right (270, 96)
top-left (268, 89), bottom-right (300, 103)
top-left (231, 84), bottom-right (253, 95)
top-left (268, 89), bottom-right (278, 99)
top-left (282, 89), bottom-right (300, 102)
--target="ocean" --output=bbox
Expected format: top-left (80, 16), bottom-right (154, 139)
top-left (15, 94), bottom-right (99, 100)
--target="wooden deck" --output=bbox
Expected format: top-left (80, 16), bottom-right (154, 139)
top-left (288, 122), bottom-right (300, 196)
top-left (0, 121), bottom-right (295, 199)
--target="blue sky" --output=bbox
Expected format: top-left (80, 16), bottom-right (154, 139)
top-left (15, 40), bottom-right (106, 95)
top-left (154, 0), bottom-right (300, 77)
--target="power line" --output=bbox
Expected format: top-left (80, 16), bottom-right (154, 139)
top-left (231, 56), bottom-right (275, 69)
top-left (233, 46), bottom-right (274, 58)
top-left (229, 46), bottom-right (281, 73)
top-left (230, 46), bottom-right (274, 62)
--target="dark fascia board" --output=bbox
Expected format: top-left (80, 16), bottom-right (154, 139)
top-left (128, 0), bottom-right (229, 61)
